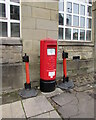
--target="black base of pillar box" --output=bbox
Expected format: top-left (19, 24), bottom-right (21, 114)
top-left (40, 79), bottom-right (56, 92)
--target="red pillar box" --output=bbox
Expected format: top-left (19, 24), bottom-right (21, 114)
top-left (40, 38), bottom-right (57, 92)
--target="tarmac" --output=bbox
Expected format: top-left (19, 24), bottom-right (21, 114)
top-left (0, 73), bottom-right (96, 119)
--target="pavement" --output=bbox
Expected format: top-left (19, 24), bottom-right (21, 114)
top-left (1, 73), bottom-right (96, 119)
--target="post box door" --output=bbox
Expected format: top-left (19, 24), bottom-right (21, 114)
top-left (45, 46), bottom-right (57, 79)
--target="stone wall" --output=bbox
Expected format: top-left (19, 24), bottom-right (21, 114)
top-left (1, 38), bottom-right (23, 91)
top-left (21, 1), bottom-right (58, 85)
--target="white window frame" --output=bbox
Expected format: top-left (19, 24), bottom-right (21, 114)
top-left (0, 0), bottom-right (20, 38)
top-left (58, 0), bottom-right (92, 42)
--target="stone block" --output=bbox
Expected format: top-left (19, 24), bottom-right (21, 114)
top-left (13, 46), bottom-right (22, 53)
top-left (2, 64), bottom-right (23, 90)
top-left (22, 29), bottom-right (46, 40)
top-left (23, 40), bottom-right (40, 58)
top-left (0, 106), bottom-right (2, 120)
top-left (32, 2), bottom-right (45, 8)
top-left (56, 63), bottom-right (63, 79)
top-left (23, 40), bottom-right (33, 52)
top-left (0, 52), bottom-right (2, 58)
top-left (22, 17), bottom-right (35, 29)
top-left (36, 19), bottom-right (57, 30)
top-left (21, 5), bottom-right (31, 17)
top-left (1, 43), bottom-right (22, 64)
top-left (61, 46), bottom-right (93, 52)
top-left (0, 58), bottom-right (2, 64)
top-left (47, 30), bottom-right (58, 39)
top-left (29, 63), bottom-right (40, 82)
top-left (50, 10), bottom-right (58, 21)
top-left (32, 7), bottom-right (50, 19)
top-left (2, 52), bottom-right (22, 63)
top-left (79, 59), bottom-right (94, 69)
top-left (31, 40), bottom-right (40, 53)
top-left (67, 60), bottom-right (79, 71)
top-left (87, 67), bottom-right (94, 73)
top-left (22, 95), bottom-right (54, 118)
top-left (21, 2), bottom-right (45, 8)
top-left (92, 1), bottom-right (96, 11)
top-left (21, 2), bottom-right (33, 6)
top-left (45, 2), bottom-right (58, 10)
top-left (13, 53), bottom-right (22, 63)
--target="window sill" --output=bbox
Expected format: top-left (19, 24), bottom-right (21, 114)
top-left (0, 37), bottom-right (22, 46)
top-left (58, 40), bottom-right (94, 47)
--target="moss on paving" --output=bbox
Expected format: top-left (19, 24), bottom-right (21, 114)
top-left (2, 90), bottom-right (21, 104)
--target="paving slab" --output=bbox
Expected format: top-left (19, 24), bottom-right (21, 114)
top-left (54, 92), bottom-right (94, 119)
top-left (0, 106), bottom-right (2, 120)
top-left (72, 112), bottom-right (94, 118)
top-left (41, 88), bottom-right (63, 98)
top-left (52, 92), bottom-right (76, 106)
top-left (22, 95), bottom-right (54, 118)
top-left (76, 92), bottom-right (93, 100)
top-left (74, 85), bottom-right (94, 92)
top-left (77, 94), bottom-right (94, 118)
top-left (2, 101), bottom-right (25, 118)
top-left (57, 100), bottom-right (78, 118)
top-left (31, 110), bottom-right (61, 118)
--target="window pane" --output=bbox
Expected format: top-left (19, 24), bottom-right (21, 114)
top-left (86, 30), bottom-right (91, 41)
top-left (10, 0), bottom-right (20, 3)
top-left (80, 5), bottom-right (85, 15)
top-left (11, 23), bottom-right (20, 37)
top-left (80, 17), bottom-right (85, 28)
top-left (59, 13), bottom-right (64, 25)
top-left (67, 2), bottom-right (72, 13)
top-left (66, 14), bottom-right (72, 26)
top-left (87, 6), bottom-right (92, 16)
top-left (73, 29), bottom-right (78, 40)
top-left (0, 22), bottom-right (7, 37)
top-left (87, 18), bottom-right (92, 28)
top-left (86, 0), bottom-right (92, 4)
top-left (73, 3), bottom-right (79, 14)
top-left (59, 28), bottom-right (63, 39)
top-left (73, 16), bottom-right (79, 26)
top-left (80, 30), bottom-right (85, 40)
top-left (0, 3), bottom-right (6, 17)
top-left (65, 28), bottom-right (71, 40)
top-left (59, 0), bottom-right (64, 11)
top-left (10, 5), bottom-right (20, 20)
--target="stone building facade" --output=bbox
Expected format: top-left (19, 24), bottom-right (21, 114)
top-left (93, 1), bottom-right (96, 78)
top-left (0, 0), bottom-right (95, 91)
